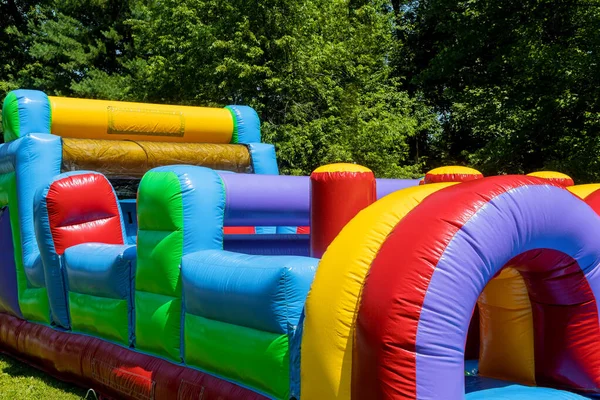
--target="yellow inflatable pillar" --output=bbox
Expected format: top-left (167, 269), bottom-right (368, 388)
top-left (478, 268), bottom-right (536, 385)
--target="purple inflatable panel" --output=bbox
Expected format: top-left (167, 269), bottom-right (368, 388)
top-left (376, 178), bottom-right (422, 198)
top-left (0, 208), bottom-right (21, 317)
top-left (217, 173), bottom-right (422, 226)
top-left (219, 173), bottom-right (310, 226)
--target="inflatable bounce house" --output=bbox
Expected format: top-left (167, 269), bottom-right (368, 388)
top-left (1, 89), bottom-right (600, 400)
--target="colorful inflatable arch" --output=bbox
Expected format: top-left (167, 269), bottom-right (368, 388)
top-left (302, 176), bottom-right (600, 399)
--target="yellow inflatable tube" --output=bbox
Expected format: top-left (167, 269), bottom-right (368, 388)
top-left (49, 96), bottom-right (234, 143)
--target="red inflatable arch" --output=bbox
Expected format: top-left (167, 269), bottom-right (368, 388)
top-left (353, 176), bottom-right (600, 399)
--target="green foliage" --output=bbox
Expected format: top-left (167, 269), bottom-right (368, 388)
top-left (0, 0), bottom-right (438, 177)
top-left (0, 0), bottom-right (133, 99)
top-left (398, 0), bottom-right (600, 182)
top-left (123, 0), bottom-right (434, 176)
top-left (11, 0), bottom-right (595, 181)
top-left (0, 354), bottom-right (85, 399)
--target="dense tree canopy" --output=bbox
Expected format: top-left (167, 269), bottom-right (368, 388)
top-left (1, 0), bottom-right (599, 181)
top-left (396, 0), bottom-right (600, 181)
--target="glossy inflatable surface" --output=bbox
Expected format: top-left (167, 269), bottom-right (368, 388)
top-left (310, 163), bottom-right (376, 258)
top-left (135, 166), bottom-right (225, 360)
top-left (568, 183), bottom-right (600, 199)
top-left (4, 89), bottom-right (600, 400)
top-left (62, 138), bottom-right (252, 177)
top-left (225, 105), bottom-right (261, 144)
top-left (300, 182), bottom-right (456, 399)
top-left (354, 177), bottom-right (600, 399)
top-left (49, 96), bottom-right (234, 143)
top-left (0, 134), bottom-right (62, 323)
top-left (182, 249), bottom-right (316, 399)
top-left (478, 268), bottom-right (535, 384)
top-left (2, 89), bottom-right (51, 142)
top-left (65, 243), bottom-right (136, 344)
top-left (527, 170), bottom-right (575, 187)
top-left (423, 165), bottom-right (483, 184)
top-left (0, 208), bottom-right (20, 317)
top-left (34, 171), bottom-right (127, 329)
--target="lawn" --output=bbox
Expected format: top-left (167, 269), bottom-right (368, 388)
top-left (0, 353), bottom-right (88, 399)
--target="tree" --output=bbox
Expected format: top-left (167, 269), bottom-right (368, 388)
top-left (399, 0), bottom-right (600, 182)
top-left (0, 0), bottom-right (134, 101)
top-left (125, 0), bottom-right (438, 176)
top-left (1, 0), bottom-right (439, 178)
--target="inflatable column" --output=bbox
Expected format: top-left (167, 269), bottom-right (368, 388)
top-left (309, 164), bottom-right (376, 258)
top-left (527, 171), bottom-right (574, 187)
top-left (135, 166), bottom-right (224, 361)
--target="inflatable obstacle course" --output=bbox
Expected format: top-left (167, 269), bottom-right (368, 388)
top-left (1, 90), bottom-right (600, 400)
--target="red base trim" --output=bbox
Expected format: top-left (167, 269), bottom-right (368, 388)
top-left (0, 313), bottom-right (267, 400)
top-left (224, 226), bottom-right (256, 234)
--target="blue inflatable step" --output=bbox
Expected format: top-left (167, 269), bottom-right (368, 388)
top-left (464, 361), bottom-right (597, 399)
top-left (466, 384), bottom-right (592, 399)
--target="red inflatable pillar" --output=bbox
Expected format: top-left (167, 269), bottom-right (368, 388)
top-left (310, 163), bottom-right (376, 258)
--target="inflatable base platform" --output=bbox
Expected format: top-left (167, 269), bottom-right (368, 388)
top-left (0, 313), bottom-right (267, 400)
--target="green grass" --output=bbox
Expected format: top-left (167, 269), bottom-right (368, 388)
top-left (0, 353), bottom-right (88, 399)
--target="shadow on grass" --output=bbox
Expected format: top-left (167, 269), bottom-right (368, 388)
top-left (0, 353), bottom-right (89, 399)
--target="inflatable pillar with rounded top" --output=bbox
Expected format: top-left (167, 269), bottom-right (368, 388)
top-left (422, 165), bottom-right (483, 184)
top-left (309, 163), bottom-right (376, 258)
top-left (568, 183), bottom-right (600, 199)
top-left (527, 170), bottom-right (574, 187)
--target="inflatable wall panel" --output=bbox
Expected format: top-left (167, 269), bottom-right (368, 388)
top-left (62, 138), bottom-right (253, 178)
top-left (0, 133), bottom-right (62, 323)
top-left (64, 243), bottom-right (136, 344)
top-left (135, 166), bottom-right (225, 360)
top-left (34, 171), bottom-right (128, 329)
top-left (182, 250), bottom-right (315, 399)
top-left (0, 208), bottom-right (20, 317)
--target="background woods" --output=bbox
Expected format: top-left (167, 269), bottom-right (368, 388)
top-left (1, 0), bottom-right (599, 181)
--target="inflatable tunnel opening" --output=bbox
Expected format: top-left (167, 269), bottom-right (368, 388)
top-left (476, 249), bottom-right (599, 390)
top-left (350, 176), bottom-right (600, 400)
